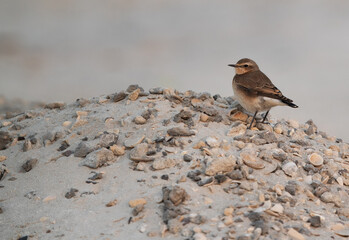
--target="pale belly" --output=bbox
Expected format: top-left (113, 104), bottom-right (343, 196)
top-left (233, 84), bottom-right (285, 113)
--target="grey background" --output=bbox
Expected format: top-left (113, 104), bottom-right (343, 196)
top-left (0, 0), bottom-right (348, 141)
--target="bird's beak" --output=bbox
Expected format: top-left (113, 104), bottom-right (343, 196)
top-left (228, 64), bottom-right (237, 68)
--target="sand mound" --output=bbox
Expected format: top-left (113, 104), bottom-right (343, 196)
top-left (1, 85), bottom-right (349, 240)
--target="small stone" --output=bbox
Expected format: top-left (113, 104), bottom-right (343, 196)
top-left (183, 154), bottom-right (193, 162)
top-left (282, 162), bottom-right (298, 177)
top-left (227, 123), bottom-right (247, 137)
top-left (65, 188), bottom-right (78, 199)
top-left (320, 192), bottom-right (341, 206)
top-left (287, 228), bottom-right (305, 240)
top-left (149, 87), bottom-right (164, 94)
top-left (152, 158), bottom-right (178, 170)
top-left (270, 204), bottom-right (284, 214)
top-left (22, 140), bottom-right (32, 152)
top-left (230, 111), bottom-right (248, 122)
top-left (0, 164), bottom-right (8, 181)
top-left (241, 151), bottom-right (265, 169)
top-left (124, 135), bottom-right (145, 148)
top-left (205, 156), bottom-right (236, 176)
top-left (0, 156), bottom-right (7, 162)
top-left (129, 198), bottom-right (147, 208)
top-left (273, 124), bottom-right (283, 134)
top-left (133, 204), bottom-right (145, 216)
top-left (81, 148), bottom-right (115, 169)
top-left (0, 131), bottom-right (12, 150)
top-left (205, 137), bottom-right (220, 148)
top-left (106, 198), bottom-right (118, 207)
top-left (134, 116), bottom-right (147, 125)
top-left (110, 145), bottom-right (125, 156)
top-left (197, 177), bottom-right (213, 186)
top-left (45, 102), bottom-right (65, 109)
top-left (167, 218), bottom-right (182, 234)
top-left (74, 141), bottom-right (96, 158)
top-left (99, 132), bottom-right (119, 148)
top-left (127, 84), bottom-right (144, 93)
top-left (224, 207), bottom-right (234, 216)
top-left (193, 232), bottom-right (207, 240)
top-left (167, 127), bottom-right (196, 137)
top-left (22, 158), bottom-right (38, 172)
top-left (62, 121), bottom-right (72, 127)
top-left (193, 141), bottom-right (206, 149)
top-left (129, 143), bottom-right (154, 162)
top-left (308, 153), bottom-right (323, 167)
top-left (226, 170), bottom-right (243, 180)
top-left (43, 195), bottom-right (56, 203)
top-left (169, 186), bottom-right (188, 206)
top-left (309, 216), bottom-right (321, 227)
top-left (128, 88), bottom-right (141, 101)
top-left (288, 119), bottom-right (299, 128)
top-left (200, 113), bottom-right (209, 122)
top-left (112, 91), bottom-right (127, 102)
top-left (223, 215), bottom-right (234, 226)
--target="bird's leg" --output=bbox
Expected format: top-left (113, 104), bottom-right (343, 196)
top-left (262, 110), bottom-right (270, 123)
top-left (248, 111), bottom-right (258, 129)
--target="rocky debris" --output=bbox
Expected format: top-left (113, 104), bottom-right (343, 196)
top-left (74, 141), bottom-right (98, 158)
top-left (129, 143), bottom-right (155, 162)
top-left (65, 188), bottom-right (78, 199)
top-left (205, 156), bottom-right (236, 176)
top-left (98, 132), bottom-right (118, 148)
top-left (1, 87), bottom-right (349, 239)
top-left (0, 131), bottom-right (12, 150)
top-left (112, 91), bottom-right (127, 102)
top-left (22, 158), bottom-right (38, 172)
top-left (167, 127), bottom-right (196, 137)
top-left (44, 102), bottom-right (66, 110)
top-left (0, 164), bottom-right (8, 180)
top-left (124, 135), bottom-right (145, 148)
top-left (80, 148), bottom-right (115, 168)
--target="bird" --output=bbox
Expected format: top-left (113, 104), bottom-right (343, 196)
top-left (228, 58), bottom-right (298, 129)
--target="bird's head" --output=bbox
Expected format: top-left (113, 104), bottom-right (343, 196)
top-left (228, 58), bottom-right (259, 75)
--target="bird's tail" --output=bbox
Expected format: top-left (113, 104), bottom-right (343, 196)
top-left (281, 96), bottom-right (298, 108)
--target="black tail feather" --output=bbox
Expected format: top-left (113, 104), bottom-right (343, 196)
top-left (282, 99), bottom-right (298, 108)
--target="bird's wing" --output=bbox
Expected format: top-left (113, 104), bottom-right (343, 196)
top-left (234, 70), bottom-right (293, 102)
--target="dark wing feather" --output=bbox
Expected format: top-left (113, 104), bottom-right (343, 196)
top-left (234, 70), bottom-right (298, 108)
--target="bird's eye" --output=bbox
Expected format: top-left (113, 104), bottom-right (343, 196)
top-left (244, 64), bottom-right (249, 67)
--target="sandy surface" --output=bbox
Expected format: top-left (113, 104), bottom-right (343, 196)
top-left (1, 86), bottom-right (349, 240)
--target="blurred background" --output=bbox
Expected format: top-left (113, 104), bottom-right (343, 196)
top-left (0, 0), bottom-right (348, 141)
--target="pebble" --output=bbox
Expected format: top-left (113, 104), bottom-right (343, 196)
top-left (227, 123), bottom-right (247, 137)
top-left (74, 141), bottom-right (96, 158)
top-left (124, 135), bottom-right (145, 148)
top-left (240, 151), bottom-right (265, 169)
top-left (129, 198), bottom-right (147, 208)
top-left (45, 102), bottom-right (66, 109)
top-left (43, 195), bottom-right (56, 203)
top-left (270, 203), bottom-right (284, 214)
top-left (99, 132), bottom-right (119, 148)
top-left (167, 218), bottom-right (182, 234)
top-left (229, 111), bottom-right (248, 122)
top-left (65, 188), bottom-right (78, 199)
top-left (167, 127), bottom-right (196, 137)
top-left (223, 215), bottom-right (233, 226)
top-left (308, 153), bottom-right (323, 167)
top-left (128, 88), bottom-right (141, 101)
top-left (224, 207), bottom-right (234, 216)
top-left (205, 156), bottom-right (236, 176)
top-left (205, 137), bottom-right (220, 148)
top-left (129, 143), bottom-right (154, 162)
top-left (309, 216), bottom-right (321, 227)
top-left (105, 198), bottom-right (118, 207)
top-left (282, 162), bottom-right (298, 177)
top-left (183, 154), bottom-right (193, 162)
top-left (138, 223), bottom-right (147, 233)
top-left (0, 164), bottom-right (8, 180)
top-left (193, 232), bottom-right (207, 240)
top-left (22, 158), bottom-right (38, 172)
top-left (0, 131), bottom-right (12, 150)
top-left (110, 145), bottom-right (125, 156)
top-left (149, 87), bottom-right (164, 94)
top-left (287, 228), bottom-right (305, 240)
top-left (112, 91), bottom-right (127, 102)
top-left (169, 186), bottom-right (188, 206)
top-left (80, 148), bottom-right (115, 169)
top-left (134, 116), bottom-right (147, 124)
top-left (273, 124), bottom-right (283, 134)
top-left (0, 156), bottom-right (7, 162)
top-left (152, 158), bottom-right (178, 170)
top-left (288, 119), bottom-right (300, 128)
